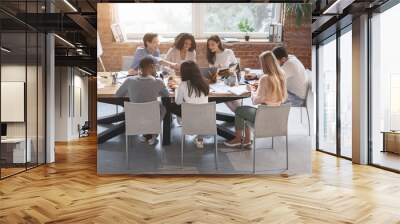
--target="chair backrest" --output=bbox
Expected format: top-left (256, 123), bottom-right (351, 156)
top-left (254, 104), bottom-right (290, 138)
top-left (122, 56), bottom-right (134, 71)
top-left (124, 101), bottom-right (161, 135)
top-left (182, 102), bottom-right (217, 135)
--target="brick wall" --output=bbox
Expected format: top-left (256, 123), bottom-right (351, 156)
top-left (97, 3), bottom-right (311, 71)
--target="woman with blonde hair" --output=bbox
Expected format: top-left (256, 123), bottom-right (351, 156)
top-left (224, 51), bottom-right (287, 147)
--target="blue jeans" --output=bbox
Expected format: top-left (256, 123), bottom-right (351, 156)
top-left (285, 92), bottom-right (305, 107)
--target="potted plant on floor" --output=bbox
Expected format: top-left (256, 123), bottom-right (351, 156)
top-left (238, 18), bottom-right (255, 41)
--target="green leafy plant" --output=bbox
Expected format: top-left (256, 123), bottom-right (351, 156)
top-left (285, 3), bottom-right (312, 27)
top-left (238, 19), bottom-right (255, 33)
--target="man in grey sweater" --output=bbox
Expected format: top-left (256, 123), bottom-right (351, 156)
top-left (116, 56), bottom-right (169, 145)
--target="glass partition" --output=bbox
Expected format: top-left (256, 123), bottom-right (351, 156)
top-left (370, 3), bottom-right (400, 171)
top-left (1, 31), bottom-right (28, 177)
top-left (0, 1), bottom-right (46, 179)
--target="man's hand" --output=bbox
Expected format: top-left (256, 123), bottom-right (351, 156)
top-left (172, 63), bottom-right (180, 71)
top-left (244, 73), bottom-right (257, 80)
top-left (128, 68), bottom-right (138, 76)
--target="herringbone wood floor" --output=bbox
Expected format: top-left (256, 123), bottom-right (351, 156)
top-left (1, 136), bottom-right (400, 224)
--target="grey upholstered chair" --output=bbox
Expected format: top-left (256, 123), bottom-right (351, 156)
top-left (181, 102), bottom-right (218, 169)
top-left (242, 104), bottom-right (291, 173)
top-left (124, 101), bottom-right (162, 161)
top-left (299, 77), bottom-right (312, 136)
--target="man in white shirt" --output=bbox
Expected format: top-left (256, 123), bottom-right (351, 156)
top-left (272, 46), bottom-right (308, 106)
top-left (244, 46), bottom-right (308, 106)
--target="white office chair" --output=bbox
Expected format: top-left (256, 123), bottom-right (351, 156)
top-left (121, 56), bottom-right (134, 71)
top-left (298, 76), bottom-right (312, 136)
top-left (181, 102), bottom-right (218, 169)
top-left (124, 101), bottom-right (162, 163)
top-left (242, 104), bottom-right (291, 173)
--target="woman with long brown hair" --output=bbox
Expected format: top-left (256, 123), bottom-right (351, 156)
top-left (224, 51), bottom-right (287, 147)
top-left (166, 60), bottom-right (210, 148)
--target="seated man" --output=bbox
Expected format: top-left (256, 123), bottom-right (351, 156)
top-left (128, 33), bottom-right (179, 76)
top-left (117, 56), bottom-right (169, 145)
top-left (245, 46), bottom-right (308, 106)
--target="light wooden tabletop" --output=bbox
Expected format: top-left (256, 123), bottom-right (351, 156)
top-left (97, 72), bottom-right (251, 99)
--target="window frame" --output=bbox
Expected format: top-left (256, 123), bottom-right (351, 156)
top-left (113, 3), bottom-right (283, 41)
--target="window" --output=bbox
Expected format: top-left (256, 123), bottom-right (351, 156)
top-left (317, 36), bottom-right (337, 155)
top-left (370, 3), bottom-right (400, 171)
top-left (114, 3), bottom-right (282, 40)
top-left (340, 28), bottom-right (352, 158)
top-left (115, 4), bottom-right (192, 39)
top-left (201, 3), bottom-right (281, 38)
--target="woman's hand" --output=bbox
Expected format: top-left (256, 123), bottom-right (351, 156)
top-left (246, 84), bottom-right (256, 92)
top-left (247, 82), bottom-right (258, 92)
top-left (168, 79), bottom-right (178, 90)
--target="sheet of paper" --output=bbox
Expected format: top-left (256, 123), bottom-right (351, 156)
top-left (228, 85), bottom-right (249, 96)
top-left (209, 82), bottom-right (230, 93)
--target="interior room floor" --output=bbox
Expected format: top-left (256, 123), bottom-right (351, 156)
top-left (97, 100), bottom-right (313, 174)
top-left (1, 136), bottom-right (400, 223)
top-left (372, 150), bottom-right (400, 171)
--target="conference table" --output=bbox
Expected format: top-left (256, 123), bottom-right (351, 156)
top-left (97, 72), bottom-right (252, 145)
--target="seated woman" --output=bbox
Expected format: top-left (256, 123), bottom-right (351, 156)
top-left (166, 60), bottom-right (209, 148)
top-left (117, 56), bottom-right (170, 145)
top-left (128, 33), bottom-right (179, 76)
top-left (224, 51), bottom-right (287, 147)
top-left (165, 33), bottom-right (197, 65)
top-left (206, 35), bottom-right (240, 112)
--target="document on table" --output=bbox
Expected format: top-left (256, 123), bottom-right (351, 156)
top-left (210, 82), bottom-right (230, 93)
top-left (210, 83), bottom-right (249, 95)
top-left (228, 85), bottom-right (249, 95)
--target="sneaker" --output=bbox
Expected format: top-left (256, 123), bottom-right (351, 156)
top-left (223, 141), bottom-right (241, 147)
top-left (138, 135), bottom-right (147, 143)
top-left (194, 137), bottom-right (204, 149)
top-left (148, 135), bottom-right (158, 145)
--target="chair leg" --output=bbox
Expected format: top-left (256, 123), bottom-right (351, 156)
top-left (253, 136), bottom-right (256, 174)
top-left (306, 108), bottom-right (311, 136)
top-left (272, 137), bottom-right (274, 149)
top-left (286, 135), bottom-right (289, 170)
top-left (241, 120), bottom-right (245, 149)
top-left (181, 135), bottom-right (184, 168)
top-left (300, 107), bottom-right (303, 123)
top-left (125, 135), bottom-right (129, 165)
top-left (214, 135), bottom-right (218, 170)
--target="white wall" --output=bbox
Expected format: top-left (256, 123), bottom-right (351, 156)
top-left (54, 67), bottom-right (89, 141)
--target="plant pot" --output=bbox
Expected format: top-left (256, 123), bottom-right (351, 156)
top-left (244, 35), bottom-right (250, 41)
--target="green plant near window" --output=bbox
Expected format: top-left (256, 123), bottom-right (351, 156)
top-left (238, 18), bottom-right (255, 41)
top-left (285, 2), bottom-right (312, 27)
top-left (238, 18), bottom-right (255, 33)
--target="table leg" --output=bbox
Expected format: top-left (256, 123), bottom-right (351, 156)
top-left (217, 125), bottom-right (235, 140)
top-left (97, 122), bottom-right (125, 144)
top-left (97, 112), bottom-right (125, 124)
top-left (216, 112), bottom-right (235, 122)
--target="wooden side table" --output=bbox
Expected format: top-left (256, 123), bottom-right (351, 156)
top-left (381, 131), bottom-right (400, 154)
